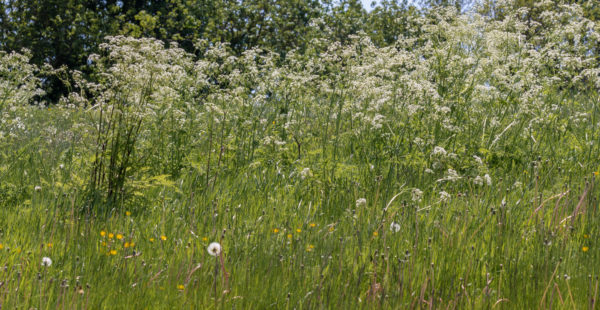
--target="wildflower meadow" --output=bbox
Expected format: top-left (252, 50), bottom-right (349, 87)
top-left (1, 0), bottom-right (600, 308)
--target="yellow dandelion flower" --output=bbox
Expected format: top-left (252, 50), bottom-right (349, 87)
top-left (101, 241), bottom-right (107, 246)
top-left (273, 228), bottom-right (280, 233)
top-left (202, 237), bottom-right (208, 242)
top-left (110, 249), bottom-right (117, 255)
top-left (150, 238), bottom-right (155, 242)
top-left (306, 244), bottom-right (315, 252)
top-left (46, 243), bottom-right (53, 248)
top-left (124, 242), bottom-right (130, 248)
top-left (108, 233), bottom-right (114, 239)
top-left (287, 234), bottom-right (293, 239)
top-left (329, 226), bottom-right (335, 232)
top-left (584, 234), bottom-right (589, 239)
top-left (309, 223), bottom-right (316, 228)
top-left (125, 211), bottom-right (131, 216)
top-left (594, 171), bottom-right (599, 176)
top-left (161, 235), bottom-right (167, 241)
top-left (583, 246), bottom-right (589, 252)
top-left (177, 284), bottom-right (185, 290)
top-left (130, 242), bottom-right (135, 247)
top-left (116, 234), bottom-right (123, 240)
top-left (0, 244), bottom-right (3, 250)
top-left (373, 231), bottom-right (378, 237)
top-left (100, 231), bottom-right (106, 237)
top-left (296, 229), bottom-right (301, 233)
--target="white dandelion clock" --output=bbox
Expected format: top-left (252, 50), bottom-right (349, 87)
top-left (356, 198), bottom-right (367, 208)
top-left (207, 242), bottom-right (222, 256)
top-left (34, 185), bottom-right (42, 192)
top-left (390, 222), bottom-right (401, 233)
top-left (41, 257), bottom-right (52, 267)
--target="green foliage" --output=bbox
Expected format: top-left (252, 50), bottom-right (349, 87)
top-left (1, 1), bottom-right (600, 309)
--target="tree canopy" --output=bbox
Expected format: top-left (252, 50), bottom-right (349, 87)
top-left (0, 0), bottom-right (597, 101)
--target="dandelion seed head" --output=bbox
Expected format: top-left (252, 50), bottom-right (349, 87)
top-left (41, 257), bottom-right (52, 267)
top-left (208, 242), bottom-right (222, 256)
top-left (356, 198), bottom-right (367, 207)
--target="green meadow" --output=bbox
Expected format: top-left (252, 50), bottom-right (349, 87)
top-left (1, 1), bottom-right (599, 309)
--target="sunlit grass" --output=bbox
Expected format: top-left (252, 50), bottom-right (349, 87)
top-left (1, 5), bottom-right (600, 307)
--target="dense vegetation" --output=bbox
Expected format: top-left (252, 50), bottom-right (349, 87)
top-left (1, 0), bottom-right (600, 308)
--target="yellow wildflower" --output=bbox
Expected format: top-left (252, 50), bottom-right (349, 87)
top-left (296, 229), bottom-right (301, 233)
top-left (124, 242), bottom-right (130, 248)
top-left (0, 244), bottom-right (3, 250)
top-left (116, 234), bottom-right (123, 240)
top-left (583, 246), bottom-right (589, 252)
top-left (373, 231), bottom-right (378, 237)
top-left (177, 284), bottom-right (185, 290)
top-left (273, 228), bottom-right (280, 233)
top-left (125, 211), bottom-right (131, 216)
top-left (46, 243), bottom-right (53, 248)
top-left (150, 238), bottom-right (155, 242)
top-left (110, 249), bottom-right (117, 255)
top-left (202, 237), bottom-right (208, 242)
top-left (287, 234), bottom-right (293, 239)
top-left (161, 235), bottom-right (167, 241)
top-left (108, 233), bottom-right (114, 239)
top-left (100, 231), bottom-right (106, 237)
top-left (309, 223), bottom-right (316, 228)
top-left (306, 244), bottom-right (315, 252)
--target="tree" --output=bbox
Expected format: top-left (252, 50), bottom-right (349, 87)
top-left (0, 0), bottom-right (123, 101)
top-left (322, 0), bottom-right (368, 44)
top-left (365, 0), bottom-right (421, 46)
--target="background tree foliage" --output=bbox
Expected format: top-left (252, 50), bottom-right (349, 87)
top-left (1, 0), bottom-right (598, 101)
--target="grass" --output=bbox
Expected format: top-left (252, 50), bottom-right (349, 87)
top-left (0, 105), bottom-right (598, 309)
top-left (1, 17), bottom-right (600, 307)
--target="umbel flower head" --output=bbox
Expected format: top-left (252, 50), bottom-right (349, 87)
top-left (41, 257), bottom-right (52, 267)
top-left (207, 242), bottom-right (222, 256)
